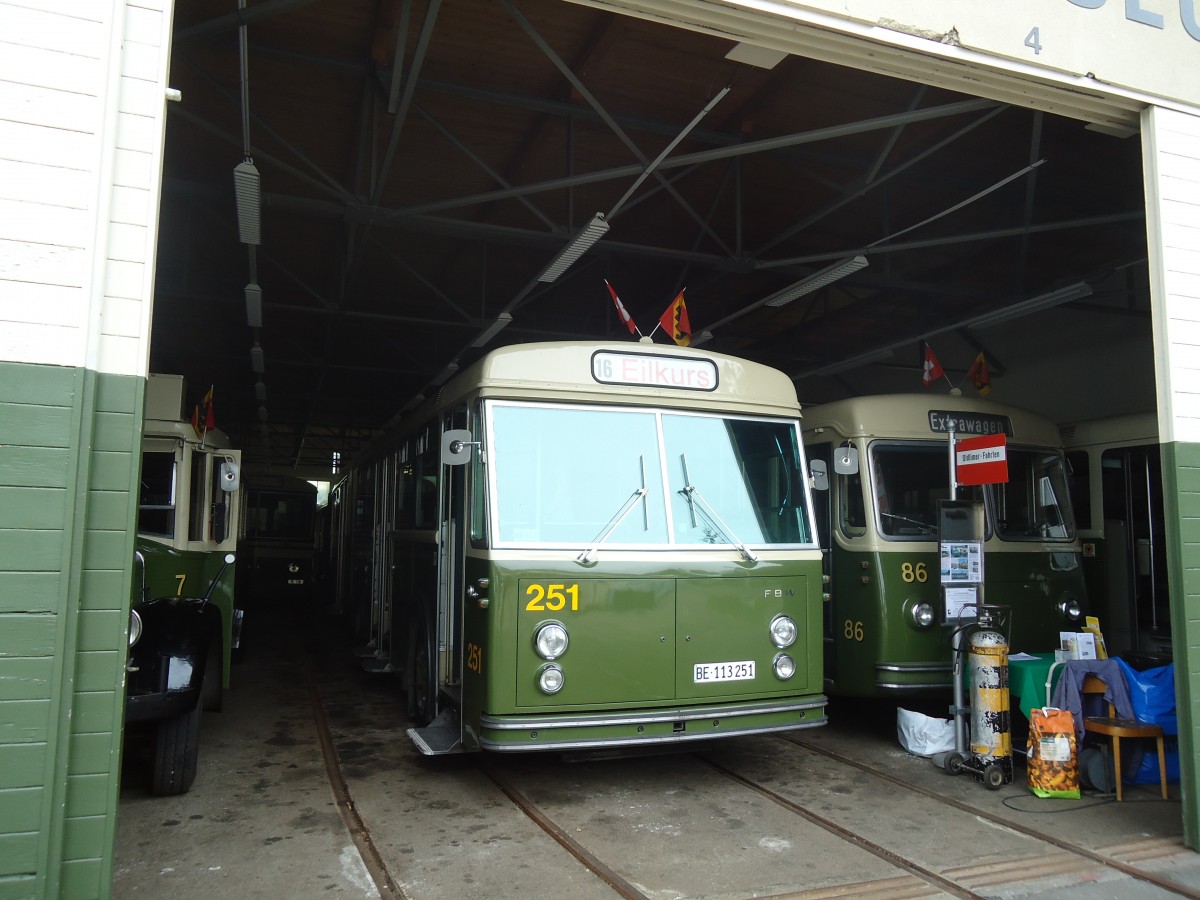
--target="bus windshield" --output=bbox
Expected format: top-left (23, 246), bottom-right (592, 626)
top-left (989, 448), bottom-right (1076, 541)
top-left (489, 404), bottom-right (813, 547)
top-left (870, 441), bottom-right (1074, 542)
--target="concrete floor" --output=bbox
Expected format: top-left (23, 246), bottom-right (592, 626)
top-left (112, 612), bottom-right (1199, 899)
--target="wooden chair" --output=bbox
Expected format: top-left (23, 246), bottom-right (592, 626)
top-left (1081, 673), bottom-right (1168, 801)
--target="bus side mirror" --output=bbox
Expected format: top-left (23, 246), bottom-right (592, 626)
top-left (220, 459), bottom-right (240, 491)
top-left (442, 429), bottom-right (477, 465)
top-left (833, 445), bottom-right (859, 476)
top-left (809, 459), bottom-right (829, 491)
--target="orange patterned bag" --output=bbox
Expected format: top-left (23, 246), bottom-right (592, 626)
top-left (1027, 707), bottom-right (1080, 798)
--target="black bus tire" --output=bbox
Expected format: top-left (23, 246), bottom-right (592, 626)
top-left (151, 700), bottom-right (201, 795)
top-left (407, 610), bottom-right (436, 725)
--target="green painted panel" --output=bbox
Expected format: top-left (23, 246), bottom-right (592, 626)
top-left (0, 833), bottom-right (37, 877)
top-left (93, 372), bottom-right (140, 414)
top-left (76, 612), bottom-right (122, 654)
top-left (83, 491), bottom-right (132, 531)
top-left (0, 362), bottom-right (77, 406)
top-left (0, 787), bottom-right (42, 833)
top-left (91, 411), bottom-right (137, 451)
top-left (79, 570), bottom-right (124, 612)
top-left (0, 448), bottom-right (70, 489)
top-left (0, 745), bottom-right (48, 790)
top-left (0, 489), bottom-right (66, 529)
top-left (66, 734), bottom-right (116, 777)
top-left (63, 775), bottom-right (108, 819)
top-left (68, 692), bottom-right (118, 736)
top-left (88, 451), bottom-right (136, 493)
top-left (0, 658), bottom-right (52, 701)
top-left (0, 533), bottom-right (66, 573)
top-left (0, 616), bottom-right (57, 657)
top-left (0, 876), bottom-right (40, 899)
top-left (81, 532), bottom-right (128, 570)
top-left (0, 574), bottom-right (60, 616)
top-left (0, 700), bottom-right (50, 744)
top-left (72, 653), bottom-right (119, 694)
top-left (61, 817), bottom-right (104, 862)
top-left (59, 858), bottom-right (103, 900)
top-left (0, 405), bottom-right (71, 448)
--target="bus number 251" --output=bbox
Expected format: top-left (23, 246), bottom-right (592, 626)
top-left (525, 583), bottom-right (580, 612)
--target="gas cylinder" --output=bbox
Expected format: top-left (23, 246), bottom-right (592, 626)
top-left (967, 608), bottom-right (1013, 788)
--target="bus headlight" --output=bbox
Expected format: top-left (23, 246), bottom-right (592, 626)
top-left (911, 603), bottom-right (936, 629)
top-left (534, 622), bottom-right (568, 660)
top-left (1059, 597), bottom-right (1083, 622)
top-left (537, 664), bottom-right (565, 694)
top-left (773, 653), bottom-right (796, 680)
top-left (129, 609), bottom-right (143, 647)
top-left (769, 615), bottom-right (797, 649)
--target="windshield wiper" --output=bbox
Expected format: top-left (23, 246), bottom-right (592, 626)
top-left (678, 454), bottom-right (758, 562)
top-left (880, 511), bottom-right (936, 535)
top-left (577, 457), bottom-right (649, 564)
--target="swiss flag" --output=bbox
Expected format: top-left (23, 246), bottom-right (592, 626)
top-left (921, 343), bottom-right (944, 387)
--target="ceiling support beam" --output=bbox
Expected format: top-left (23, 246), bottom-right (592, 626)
top-left (386, 98), bottom-right (1000, 218)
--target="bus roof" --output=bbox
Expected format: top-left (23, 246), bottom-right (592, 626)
top-left (1059, 412), bottom-right (1158, 449)
top-left (432, 340), bottom-right (802, 417)
top-left (800, 392), bottom-right (1064, 446)
top-left (142, 416), bottom-right (234, 450)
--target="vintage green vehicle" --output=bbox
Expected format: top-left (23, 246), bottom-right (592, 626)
top-left (124, 375), bottom-right (241, 795)
top-left (803, 392), bottom-right (1087, 698)
top-left (328, 340), bottom-right (828, 755)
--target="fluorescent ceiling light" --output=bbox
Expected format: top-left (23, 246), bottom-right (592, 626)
top-left (537, 213), bottom-right (609, 283)
top-left (967, 282), bottom-right (1092, 328)
top-left (233, 160), bottom-right (261, 245)
top-left (763, 255), bottom-right (869, 307)
top-left (725, 42), bottom-right (787, 69)
top-left (254, 380), bottom-right (267, 402)
top-left (471, 312), bottom-right (513, 348)
top-left (244, 283), bottom-right (262, 328)
top-left (257, 405), bottom-right (269, 422)
top-left (250, 343), bottom-right (265, 374)
top-left (809, 348), bottom-right (895, 378)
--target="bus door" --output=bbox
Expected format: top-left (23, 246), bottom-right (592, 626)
top-left (408, 409), bottom-right (470, 755)
top-left (807, 442), bottom-right (835, 681)
top-left (1106, 444), bottom-right (1170, 655)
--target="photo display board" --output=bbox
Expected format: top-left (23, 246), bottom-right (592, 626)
top-left (938, 500), bottom-right (985, 621)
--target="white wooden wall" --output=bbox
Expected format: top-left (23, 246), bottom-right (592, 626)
top-left (0, 0), bottom-right (172, 378)
top-left (1143, 106), bottom-right (1200, 444)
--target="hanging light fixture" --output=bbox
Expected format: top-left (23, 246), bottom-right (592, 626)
top-left (763, 255), bottom-right (869, 307)
top-left (537, 213), bottom-right (609, 283)
top-left (233, 160), bottom-right (261, 245)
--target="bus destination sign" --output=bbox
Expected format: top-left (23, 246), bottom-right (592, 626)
top-left (928, 409), bottom-right (1013, 437)
top-left (591, 350), bottom-right (718, 392)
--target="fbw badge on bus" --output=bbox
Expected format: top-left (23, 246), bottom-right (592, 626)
top-left (955, 433), bottom-right (1008, 486)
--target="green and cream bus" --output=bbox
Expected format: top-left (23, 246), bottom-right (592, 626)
top-left (328, 340), bottom-right (827, 754)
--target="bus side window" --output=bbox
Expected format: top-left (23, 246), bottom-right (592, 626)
top-left (840, 471), bottom-right (866, 537)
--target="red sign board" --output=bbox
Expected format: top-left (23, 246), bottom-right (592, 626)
top-left (955, 434), bottom-right (1008, 485)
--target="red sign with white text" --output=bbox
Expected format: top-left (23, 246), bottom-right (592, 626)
top-left (955, 434), bottom-right (1008, 485)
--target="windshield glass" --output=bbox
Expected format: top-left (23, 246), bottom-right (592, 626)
top-left (663, 415), bottom-right (811, 545)
top-left (869, 441), bottom-right (1074, 542)
top-left (489, 403), bottom-right (812, 547)
top-left (989, 448), bottom-right (1076, 542)
top-left (870, 443), bottom-right (983, 540)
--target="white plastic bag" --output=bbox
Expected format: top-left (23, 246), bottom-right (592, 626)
top-left (896, 707), bottom-right (956, 757)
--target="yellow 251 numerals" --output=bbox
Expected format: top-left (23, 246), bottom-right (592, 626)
top-left (524, 583), bottom-right (580, 612)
